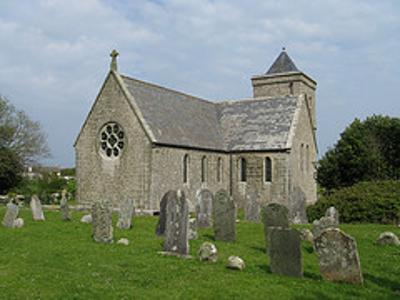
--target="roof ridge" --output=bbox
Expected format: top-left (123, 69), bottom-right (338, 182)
top-left (217, 95), bottom-right (298, 105)
top-left (120, 74), bottom-right (215, 105)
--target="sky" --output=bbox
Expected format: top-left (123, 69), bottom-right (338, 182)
top-left (0, 0), bottom-right (399, 167)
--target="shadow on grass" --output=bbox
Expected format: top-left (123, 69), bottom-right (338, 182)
top-left (364, 273), bottom-right (400, 292)
top-left (250, 246), bottom-right (266, 254)
top-left (303, 245), bottom-right (314, 254)
top-left (203, 234), bottom-right (215, 241)
top-left (256, 264), bottom-right (321, 281)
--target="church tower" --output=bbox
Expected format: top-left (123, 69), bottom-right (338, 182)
top-left (251, 49), bottom-right (317, 132)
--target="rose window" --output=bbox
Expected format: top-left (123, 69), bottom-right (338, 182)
top-left (99, 122), bottom-right (125, 158)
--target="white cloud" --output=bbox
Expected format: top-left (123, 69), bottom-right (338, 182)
top-left (0, 0), bottom-right (399, 166)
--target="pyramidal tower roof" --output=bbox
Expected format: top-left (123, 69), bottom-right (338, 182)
top-left (266, 48), bottom-right (299, 75)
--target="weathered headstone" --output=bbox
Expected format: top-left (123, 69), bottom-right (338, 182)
top-left (245, 191), bottom-right (261, 222)
top-left (198, 242), bottom-right (218, 262)
top-left (196, 189), bottom-right (213, 228)
top-left (227, 256), bottom-right (245, 271)
top-left (325, 206), bottom-right (339, 224)
top-left (81, 214), bottom-right (92, 224)
top-left (13, 218), bottom-right (24, 228)
top-left (30, 195), bottom-right (45, 221)
top-left (92, 202), bottom-right (113, 244)
top-left (376, 232), bottom-right (400, 246)
top-left (155, 192), bottom-right (169, 236)
top-left (188, 218), bottom-right (198, 240)
top-left (314, 228), bottom-right (363, 285)
top-left (163, 190), bottom-right (189, 255)
top-left (268, 227), bottom-right (303, 277)
top-left (116, 198), bottom-right (135, 229)
top-left (312, 215), bottom-right (338, 239)
top-left (60, 189), bottom-right (71, 221)
top-left (299, 228), bottom-right (314, 243)
top-left (261, 203), bottom-right (289, 229)
top-left (213, 189), bottom-right (236, 242)
top-left (2, 202), bottom-right (19, 228)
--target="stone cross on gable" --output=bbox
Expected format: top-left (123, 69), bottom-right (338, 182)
top-left (110, 49), bottom-right (119, 71)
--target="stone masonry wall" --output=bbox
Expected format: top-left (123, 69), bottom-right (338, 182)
top-left (75, 72), bottom-right (152, 208)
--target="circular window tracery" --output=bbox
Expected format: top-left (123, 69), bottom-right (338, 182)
top-left (99, 122), bottom-right (125, 158)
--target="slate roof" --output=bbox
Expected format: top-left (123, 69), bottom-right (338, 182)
top-left (266, 50), bottom-right (299, 75)
top-left (121, 75), bottom-right (299, 152)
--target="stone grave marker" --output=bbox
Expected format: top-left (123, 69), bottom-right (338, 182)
top-left (245, 191), bottom-right (261, 222)
top-left (261, 203), bottom-right (289, 229)
top-left (314, 228), bottom-right (363, 285)
top-left (213, 189), bottom-right (236, 242)
top-left (30, 195), bottom-right (45, 221)
top-left (325, 206), bottom-right (339, 224)
top-left (163, 190), bottom-right (189, 255)
top-left (2, 202), bottom-right (19, 228)
top-left (60, 189), bottom-right (71, 221)
top-left (92, 201), bottom-right (113, 244)
top-left (268, 227), bottom-right (303, 277)
top-left (117, 198), bottom-right (135, 229)
top-left (155, 192), bottom-right (169, 236)
top-left (196, 189), bottom-right (213, 228)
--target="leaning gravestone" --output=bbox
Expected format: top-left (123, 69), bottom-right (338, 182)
top-left (60, 189), bottom-right (71, 221)
top-left (92, 202), bottom-right (113, 244)
top-left (196, 189), bottom-right (213, 228)
top-left (2, 202), bottom-right (19, 228)
top-left (155, 192), bottom-right (169, 236)
top-left (117, 198), bottom-right (135, 229)
top-left (213, 189), bottom-right (236, 242)
top-left (163, 190), bottom-right (189, 255)
top-left (314, 228), bottom-right (363, 285)
top-left (268, 227), bottom-right (303, 277)
top-left (245, 191), bottom-right (261, 222)
top-left (30, 195), bottom-right (45, 221)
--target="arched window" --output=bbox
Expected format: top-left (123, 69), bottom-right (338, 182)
top-left (300, 143), bottom-right (304, 173)
top-left (201, 156), bottom-right (207, 183)
top-left (239, 157), bottom-right (247, 182)
top-left (217, 157), bottom-right (223, 182)
top-left (183, 154), bottom-right (189, 183)
top-left (265, 157), bottom-right (272, 182)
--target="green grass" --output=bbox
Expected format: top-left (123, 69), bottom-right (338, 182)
top-left (0, 208), bottom-right (399, 300)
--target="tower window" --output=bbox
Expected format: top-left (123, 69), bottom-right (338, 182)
top-left (183, 154), bottom-right (189, 183)
top-left (239, 158), bottom-right (247, 182)
top-left (289, 82), bottom-right (294, 95)
top-left (201, 156), bottom-right (207, 183)
top-left (265, 157), bottom-right (272, 182)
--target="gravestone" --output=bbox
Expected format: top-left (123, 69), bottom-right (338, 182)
top-left (117, 198), bottom-right (134, 229)
top-left (213, 189), bottom-right (236, 242)
top-left (30, 195), bottom-right (45, 221)
top-left (261, 203), bottom-right (289, 229)
top-left (312, 215), bottom-right (338, 239)
top-left (163, 190), bottom-right (189, 255)
top-left (314, 228), bottom-right (363, 285)
top-left (268, 227), bottom-right (303, 277)
top-left (376, 232), bottom-right (400, 246)
top-left (92, 201), bottom-right (113, 244)
top-left (245, 191), bottom-right (261, 222)
top-left (2, 202), bottom-right (19, 228)
top-left (13, 218), bottom-right (24, 228)
top-left (155, 192), bottom-right (169, 236)
top-left (325, 206), bottom-right (339, 224)
top-left (60, 189), bottom-right (71, 221)
top-left (196, 189), bottom-right (213, 228)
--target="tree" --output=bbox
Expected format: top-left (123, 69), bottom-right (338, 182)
top-left (0, 95), bottom-right (49, 164)
top-left (317, 115), bottom-right (400, 190)
top-left (0, 95), bottom-right (50, 193)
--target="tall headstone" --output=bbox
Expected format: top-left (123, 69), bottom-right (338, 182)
top-left (155, 192), bottom-right (169, 236)
top-left (325, 206), bottom-right (339, 224)
top-left (314, 228), bottom-right (363, 285)
top-left (196, 189), bottom-right (213, 228)
top-left (213, 189), bottom-right (236, 242)
top-left (117, 198), bottom-right (135, 229)
top-left (60, 189), bottom-right (71, 221)
top-left (245, 191), bottom-right (261, 222)
top-left (30, 195), bottom-right (45, 221)
top-left (2, 202), bottom-right (19, 228)
top-left (163, 190), bottom-right (189, 255)
top-left (268, 227), bottom-right (303, 277)
top-left (92, 201), bottom-right (113, 244)
top-left (261, 203), bottom-right (289, 229)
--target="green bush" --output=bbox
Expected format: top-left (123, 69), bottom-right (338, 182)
top-left (307, 180), bottom-right (400, 224)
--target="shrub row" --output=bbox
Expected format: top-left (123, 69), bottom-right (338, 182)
top-left (307, 180), bottom-right (400, 224)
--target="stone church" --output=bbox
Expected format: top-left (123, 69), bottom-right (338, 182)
top-left (74, 49), bottom-right (317, 222)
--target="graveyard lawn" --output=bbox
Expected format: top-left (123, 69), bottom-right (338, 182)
top-left (0, 208), bottom-right (399, 300)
